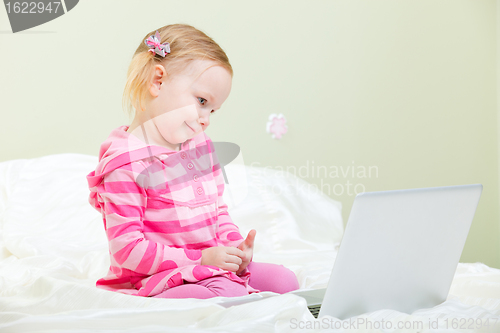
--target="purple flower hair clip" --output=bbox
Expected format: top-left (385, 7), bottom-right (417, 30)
top-left (144, 30), bottom-right (171, 57)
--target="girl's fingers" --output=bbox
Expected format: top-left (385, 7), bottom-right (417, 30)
top-left (249, 229), bottom-right (256, 238)
top-left (223, 262), bottom-right (239, 272)
top-left (246, 230), bottom-right (256, 246)
top-left (227, 247), bottom-right (245, 258)
top-left (227, 254), bottom-right (242, 265)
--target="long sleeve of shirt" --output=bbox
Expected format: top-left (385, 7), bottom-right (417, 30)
top-left (212, 157), bottom-right (245, 249)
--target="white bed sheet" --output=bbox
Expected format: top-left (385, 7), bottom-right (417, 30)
top-left (0, 153), bottom-right (499, 333)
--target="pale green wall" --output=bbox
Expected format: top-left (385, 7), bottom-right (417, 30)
top-left (1, 0), bottom-right (499, 268)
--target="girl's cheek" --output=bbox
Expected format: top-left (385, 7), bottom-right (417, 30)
top-left (195, 107), bottom-right (204, 120)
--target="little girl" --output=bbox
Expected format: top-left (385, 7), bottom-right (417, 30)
top-left (86, 24), bottom-right (299, 299)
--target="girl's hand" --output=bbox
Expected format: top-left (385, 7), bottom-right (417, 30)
top-left (236, 229), bottom-right (256, 275)
top-left (201, 246), bottom-right (245, 273)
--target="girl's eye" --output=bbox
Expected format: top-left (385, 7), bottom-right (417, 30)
top-left (198, 97), bottom-right (207, 105)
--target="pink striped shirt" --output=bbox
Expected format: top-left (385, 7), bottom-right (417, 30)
top-left (86, 125), bottom-right (258, 297)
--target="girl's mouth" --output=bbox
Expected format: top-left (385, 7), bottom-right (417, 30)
top-left (185, 122), bottom-right (195, 132)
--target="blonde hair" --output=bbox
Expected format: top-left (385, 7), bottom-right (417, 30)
top-left (122, 23), bottom-right (233, 119)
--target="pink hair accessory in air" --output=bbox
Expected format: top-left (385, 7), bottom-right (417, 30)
top-left (266, 113), bottom-right (288, 139)
top-left (144, 30), bottom-right (171, 57)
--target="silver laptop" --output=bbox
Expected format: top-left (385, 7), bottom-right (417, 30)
top-left (290, 184), bottom-right (482, 319)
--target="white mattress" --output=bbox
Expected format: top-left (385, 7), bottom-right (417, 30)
top-left (0, 153), bottom-right (499, 332)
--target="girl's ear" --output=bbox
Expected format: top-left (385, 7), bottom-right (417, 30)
top-left (149, 64), bottom-right (167, 97)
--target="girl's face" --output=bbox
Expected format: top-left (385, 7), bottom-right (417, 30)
top-left (147, 59), bottom-right (232, 148)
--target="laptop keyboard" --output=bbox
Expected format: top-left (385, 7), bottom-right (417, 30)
top-left (308, 305), bottom-right (321, 318)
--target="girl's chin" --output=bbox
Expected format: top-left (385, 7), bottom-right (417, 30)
top-left (161, 130), bottom-right (198, 147)
top-left (164, 135), bottom-right (190, 146)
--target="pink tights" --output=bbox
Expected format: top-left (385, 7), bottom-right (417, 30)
top-left (153, 261), bottom-right (300, 299)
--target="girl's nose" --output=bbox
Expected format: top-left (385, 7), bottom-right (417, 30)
top-left (199, 114), bottom-right (210, 128)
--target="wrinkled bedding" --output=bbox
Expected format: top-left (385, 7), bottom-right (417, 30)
top-left (0, 153), bottom-right (499, 332)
